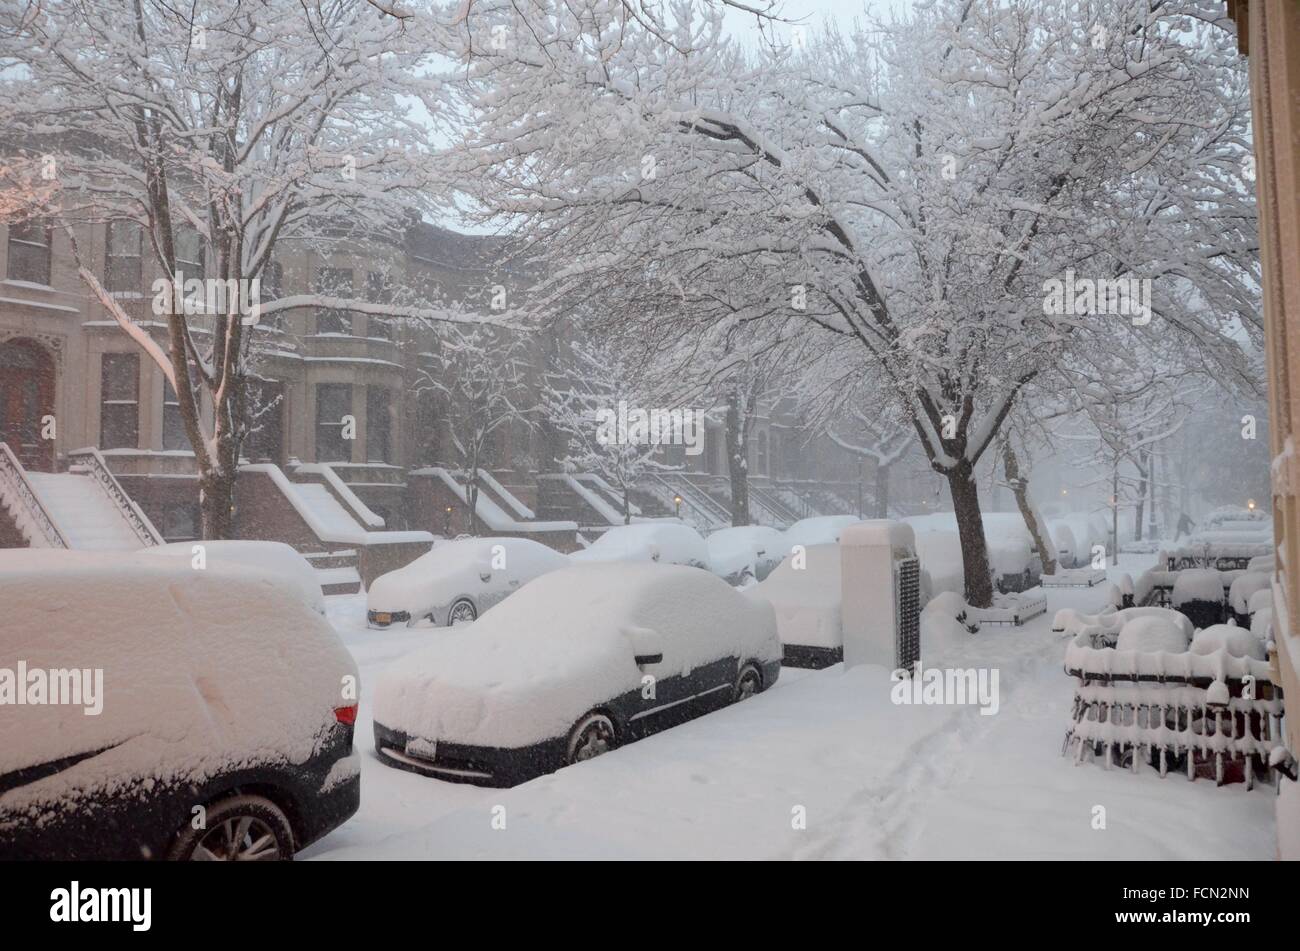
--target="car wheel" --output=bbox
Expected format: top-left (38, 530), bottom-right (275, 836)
top-left (734, 664), bottom-right (762, 702)
top-left (447, 599), bottom-right (477, 626)
top-left (168, 794), bottom-right (294, 861)
top-left (566, 712), bottom-right (617, 765)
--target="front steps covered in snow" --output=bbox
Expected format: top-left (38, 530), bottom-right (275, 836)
top-left (0, 443), bottom-right (162, 551)
top-left (235, 464), bottom-right (432, 590)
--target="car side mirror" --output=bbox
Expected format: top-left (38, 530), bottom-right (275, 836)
top-left (479, 571), bottom-right (492, 583)
top-left (622, 625), bottom-right (664, 667)
top-left (649, 544), bottom-right (661, 563)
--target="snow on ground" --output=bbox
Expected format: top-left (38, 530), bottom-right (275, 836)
top-left (303, 553), bottom-right (1274, 860)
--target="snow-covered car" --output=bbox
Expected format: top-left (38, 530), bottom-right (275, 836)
top-left (706, 524), bottom-right (787, 585)
top-left (367, 536), bottom-right (568, 629)
top-left (783, 515), bottom-right (860, 550)
top-left (905, 512), bottom-right (1043, 593)
top-left (0, 551), bottom-right (360, 861)
top-left (372, 563), bottom-right (781, 787)
top-left (570, 521), bottom-right (711, 570)
top-left (143, 539), bottom-right (325, 615)
top-left (746, 543), bottom-right (843, 668)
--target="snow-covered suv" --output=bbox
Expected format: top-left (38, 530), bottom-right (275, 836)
top-left (0, 551), bottom-right (360, 861)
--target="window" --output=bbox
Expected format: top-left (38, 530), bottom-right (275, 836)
top-left (366, 386), bottom-right (392, 463)
top-left (315, 383), bottom-right (352, 461)
top-left (100, 353), bottom-right (139, 449)
top-left (314, 267), bottom-right (353, 335)
top-left (173, 226), bottom-right (204, 282)
top-left (365, 270), bottom-right (393, 340)
top-left (6, 220), bottom-right (52, 285)
top-left (105, 221), bottom-right (143, 293)
top-left (244, 380), bottom-right (285, 463)
top-left (757, 430), bottom-right (769, 477)
top-left (162, 381), bottom-right (188, 451)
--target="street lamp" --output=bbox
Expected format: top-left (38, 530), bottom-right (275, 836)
top-left (673, 494), bottom-right (683, 518)
top-left (1247, 498), bottom-right (1257, 512)
top-left (443, 504), bottom-right (453, 537)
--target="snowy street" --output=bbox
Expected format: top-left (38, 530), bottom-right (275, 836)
top-left (303, 555), bottom-right (1274, 861)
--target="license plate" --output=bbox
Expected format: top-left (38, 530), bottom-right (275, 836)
top-left (405, 736), bottom-right (437, 760)
top-left (373, 612), bottom-right (391, 625)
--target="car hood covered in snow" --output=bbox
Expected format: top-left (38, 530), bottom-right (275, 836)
top-left (373, 563), bottom-right (778, 749)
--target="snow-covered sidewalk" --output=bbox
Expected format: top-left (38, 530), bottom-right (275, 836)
top-left (303, 556), bottom-right (1275, 860)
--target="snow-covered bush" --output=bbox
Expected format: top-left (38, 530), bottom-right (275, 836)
top-left (1190, 624), bottom-right (1265, 662)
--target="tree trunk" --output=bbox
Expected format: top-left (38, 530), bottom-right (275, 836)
top-left (1002, 441), bottom-right (1056, 576)
top-left (1148, 452), bottom-right (1159, 540)
top-left (1134, 445), bottom-right (1149, 542)
top-left (200, 465), bottom-right (237, 540)
top-left (947, 464), bottom-right (995, 608)
top-left (874, 462), bottom-right (890, 518)
top-left (725, 392), bottom-right (751, 527)
top-left (1111, 467), bottom-right (1120, 566)
top-left (622, 485), bottom-right (631, 525)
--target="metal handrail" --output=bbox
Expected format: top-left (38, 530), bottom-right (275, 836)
top-left (0, 442), bottom-right (69, 548)
top-left (66, 447), bottom-right (163, 546)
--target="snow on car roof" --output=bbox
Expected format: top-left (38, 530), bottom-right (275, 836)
top-left (144, 539), bottom-right (324, 613)
top-left (0, 550), bottom-right (354, 813)
top-left (572, 521), bottom-right (709, 566)
top-left (372, 562), bottom-right (778, 748)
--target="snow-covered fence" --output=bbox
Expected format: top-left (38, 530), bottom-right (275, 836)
top-left (1061, 624), bottom-right (1284, 788)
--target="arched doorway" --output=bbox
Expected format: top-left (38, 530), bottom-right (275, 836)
top-left (0, 338), bottom-right (56, 471)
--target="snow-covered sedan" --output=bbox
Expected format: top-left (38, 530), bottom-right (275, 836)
top-left (367, 536), bottom-right (568, 629)
top-left (0, 551), bottom-right (360, 861)
top-left (706, 524), bottom-right (787, 585)
top-left (372, 563), bottom-right (781, 787)
top-left (570, 521), bottom-right (711, 570)
top-left (746, 543), bottom-right (843, 668)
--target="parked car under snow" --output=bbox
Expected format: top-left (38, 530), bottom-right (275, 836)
top-left (570, 521), bottom-right (711, 570)
top-left (706, 524), bottom-right (787, 585)
top-left (0, 551), bottom-right (360, 861)
top-left (783, 515), bottom-right (860, 550)
top-left (367, 536), bottom-right (568, 629)
top-left (144, 539), bottom-right (326, 615)
top-left (746, 543), bottom-right (844, 668)
top-left (372, 563), bottom-right (781, 787)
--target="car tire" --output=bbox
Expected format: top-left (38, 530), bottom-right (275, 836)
top-left (168, 793), bottom-right (295, 861)
top-left (447, 598), bottom-right (477, 626)
top-left (566, 712), bottom-right (618, 765)
top-left (734, 663), bottom-right (762, 702)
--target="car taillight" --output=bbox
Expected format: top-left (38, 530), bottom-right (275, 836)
top-left (334, 704), bottom-right (358, 726)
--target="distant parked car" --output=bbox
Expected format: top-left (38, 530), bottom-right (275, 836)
top-left (367, 536), bottom-right (568, 629)
top-left (0, 551), bottom-right (360, 861)
top-left (372, 563), bottom-right (781, 787)
top-left (144, 539), bottom-right (325, 614)
top-left (783, 515), bottom-right (860, 551)
top-left (905, 512), bottom-right (1042, 593)
top-left (570, 521), bottom-right (711, 570)
top-left (746, 543), bottom-right (844, 668)
top-left (706, 525), bottom-right (787, 585)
